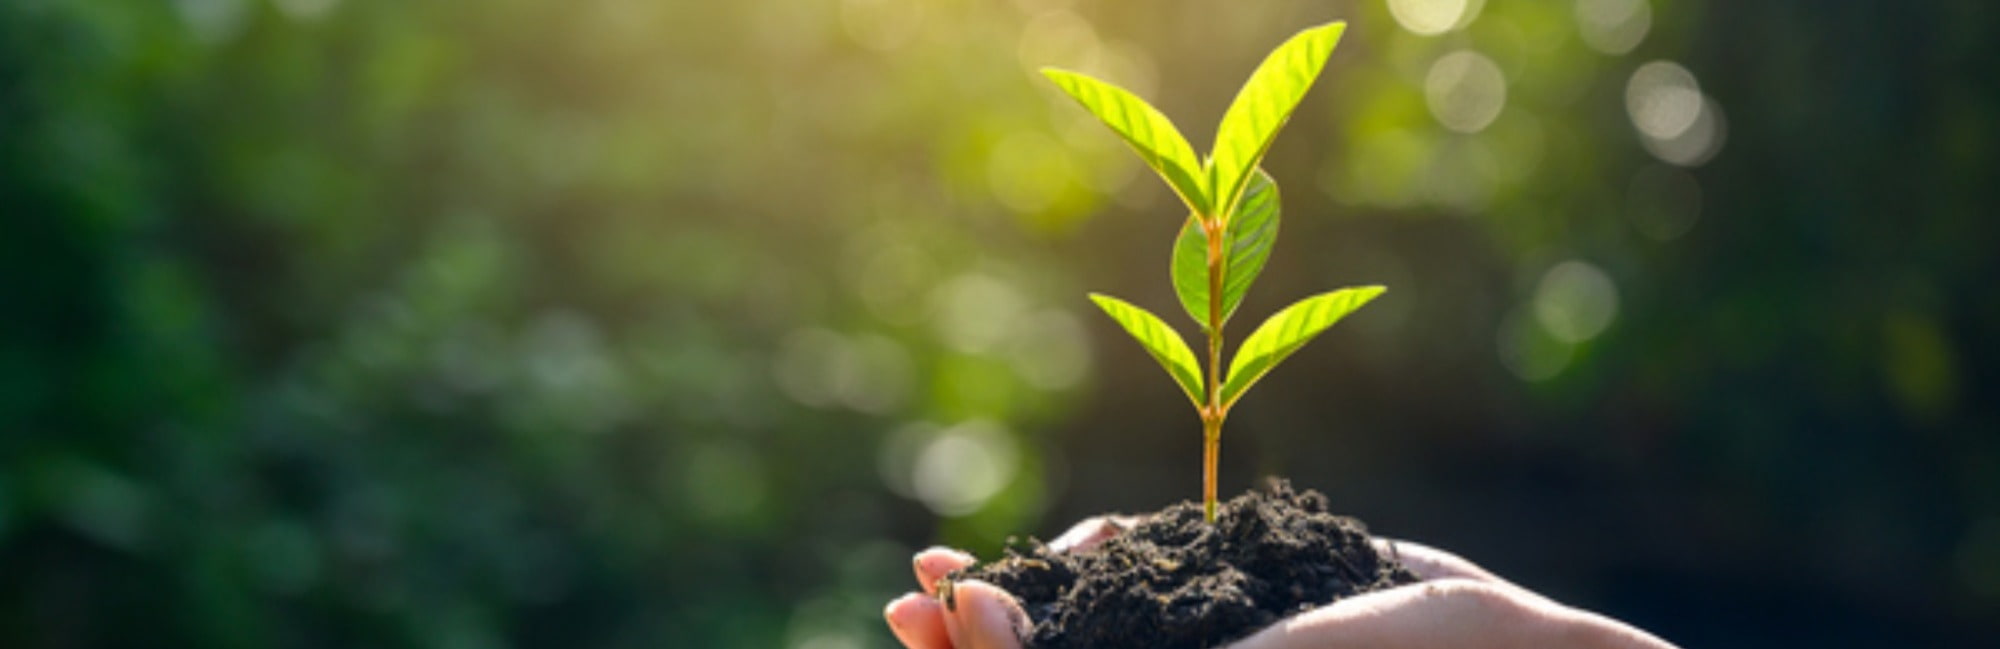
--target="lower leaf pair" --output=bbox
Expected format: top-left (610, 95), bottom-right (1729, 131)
top-left (1089, 285), bottom-right (1382, 415)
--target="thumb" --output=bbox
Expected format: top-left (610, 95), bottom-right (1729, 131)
top-left (942, 580), bottom-right (1030, 649)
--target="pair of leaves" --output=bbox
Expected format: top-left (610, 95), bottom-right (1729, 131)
top-left (1041, 21), bottom-right (1345, 226)
top-left (1089, 287), bottom-right (1383, 409)
top-left (1171, 169), bottom-right (1280, 330)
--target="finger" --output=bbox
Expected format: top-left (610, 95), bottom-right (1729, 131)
top-left (914, 547), bottom-right (977, 595)
top-left (943, 580), bottom-right (1029, 649)
top-left (1370, 538), bottom-right (1508, 585)
top-left (885, 592), bottom-right (953, 649)
top-left (1048, 515), bottom-right (1137, 554)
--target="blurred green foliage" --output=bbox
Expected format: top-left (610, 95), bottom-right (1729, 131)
top-left (2, 1), bottom-right (1996, 648)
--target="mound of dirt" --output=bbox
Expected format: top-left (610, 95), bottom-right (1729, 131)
top-left (952, 480), bottom-right (1418, 649)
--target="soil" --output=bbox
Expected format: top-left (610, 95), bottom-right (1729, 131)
top-left (950, 480), bottom-right (1419, 649)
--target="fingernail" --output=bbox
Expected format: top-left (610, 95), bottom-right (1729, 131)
top-left (916, 548), bottom-right (975, 577)
top-left (922, 546), bottom-right (975, 562)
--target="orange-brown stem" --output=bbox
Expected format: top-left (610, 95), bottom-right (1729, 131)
top-left (1201, 217), bottom-right (1227, 522)
top-left (1202, 414), bottom-right (1221, 521)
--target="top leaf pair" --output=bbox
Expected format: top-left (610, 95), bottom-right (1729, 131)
top-left (1040, 22), bottom-right (1345, 227)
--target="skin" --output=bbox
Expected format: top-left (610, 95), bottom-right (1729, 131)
top-left (884, 517), bottom-right (1680, 649)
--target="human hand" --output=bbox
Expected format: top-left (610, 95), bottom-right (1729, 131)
top-left (883, 516), bottom-right (1129, 649)
top-left (883, 517), bottom-right (1678, 649)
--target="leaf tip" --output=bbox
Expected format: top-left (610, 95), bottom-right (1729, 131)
top-left (1305, 21), bottom-right (1348, 42)
top-left (1344, 284), bottom-right (1388, 308)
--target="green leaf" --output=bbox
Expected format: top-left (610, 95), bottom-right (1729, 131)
top-left (1171, 169), bottom-right (1282, 329)
top-left (1221, 286), bottom-right (1383, 408)
top-left (1088, 293), bottom-right (1205, 408)
top-left (1041, 68), bottom-right (1209, 215)
top-left (1208, 22), bottom-right (1344, 221)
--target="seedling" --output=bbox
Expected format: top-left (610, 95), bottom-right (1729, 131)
top-left (1044, 22), bottom-right (1381, 522)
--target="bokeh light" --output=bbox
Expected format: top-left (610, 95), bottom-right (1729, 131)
top-left (933, 274), bottom-right (1031, 354)
top-left (1626, 61), bottom-right (1704, 140)
top-left (1002, 310), bottom-right (1092, 391)
top-left (1425, 50), bottom-right (1508, 133)
top-left (1017, 9), bottom-right (1101, 75)
top-left (1387, 0), bottom-right (1485, 36)
top-left (1533, 260), bottom-right (1620, 344)
top-left (1574, 0), bottom-right (1651, 55)
top-left (1641, 95), bottom-right (1728, 166)
top-left (909, 420), bottom-right (1022, 517)
top-left (774, 328), bottom-right (916, 413)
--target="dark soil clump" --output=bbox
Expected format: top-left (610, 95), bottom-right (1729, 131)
top-left (952, 480), bottom-right (1418, 649)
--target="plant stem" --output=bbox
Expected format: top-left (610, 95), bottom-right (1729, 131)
top-left (1201, 218), bottom-right (1227, 522)
top-left (1201, 413), bottom-right (1220, 521)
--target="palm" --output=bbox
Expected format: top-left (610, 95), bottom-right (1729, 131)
top-left (883, 518), bottom-right (1678, 649)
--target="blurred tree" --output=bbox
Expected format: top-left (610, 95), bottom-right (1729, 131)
top-left (1, 1), bottom-right (1994, 648)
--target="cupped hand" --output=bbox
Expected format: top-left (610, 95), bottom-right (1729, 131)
top-left (883, 517), bottom-right (1678, 649)
top-left (883, 516), bottom-right (1130, 649)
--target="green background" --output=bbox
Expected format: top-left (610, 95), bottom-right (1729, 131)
top-left (3, 0), bottom-right (1995, 647)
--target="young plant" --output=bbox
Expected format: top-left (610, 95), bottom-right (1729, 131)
top-left (1044, 22), bottom-right (1382, 522)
